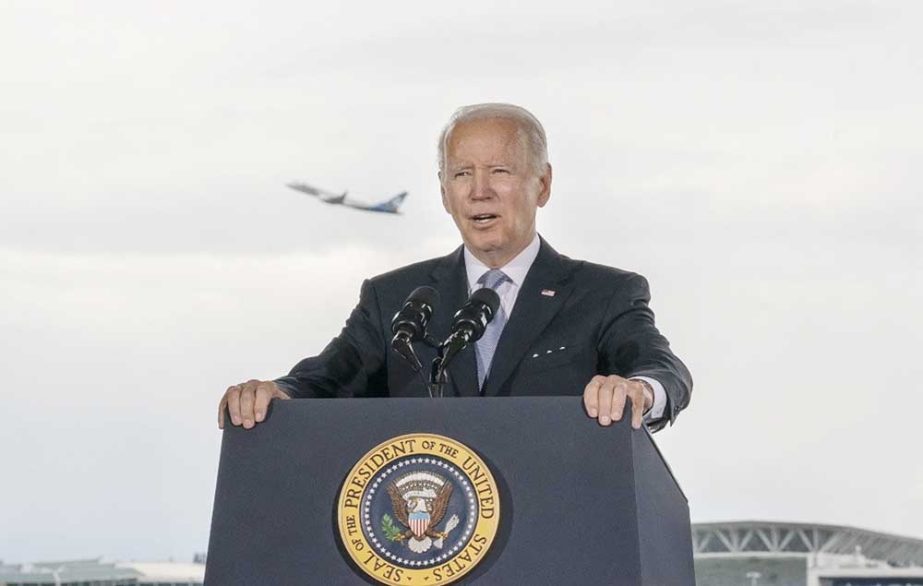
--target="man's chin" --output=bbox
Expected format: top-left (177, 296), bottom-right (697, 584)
top-left (465, 240), bottom-right (522, 269)
top-left (464, 237), bottom-right (502, 257)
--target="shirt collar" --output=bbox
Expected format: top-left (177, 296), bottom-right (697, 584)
top-left (464, 233), bottom-right (541, 291)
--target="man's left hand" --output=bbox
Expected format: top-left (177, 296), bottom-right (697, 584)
top-left (582, 375), bottom-right (653, 429)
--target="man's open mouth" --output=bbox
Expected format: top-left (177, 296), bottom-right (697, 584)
top-left (471, 213), bottom-right (499, 224)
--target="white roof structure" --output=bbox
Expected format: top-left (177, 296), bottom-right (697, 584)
top-left (693, 521), bottom-right (923, 586)
top-left (117, 562), bottom-right (205, 584)
top-left (693, 520), bottom-right (923, 566)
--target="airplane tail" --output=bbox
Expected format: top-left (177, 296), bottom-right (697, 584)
top-left (369, 191), bottom-right (408, 213)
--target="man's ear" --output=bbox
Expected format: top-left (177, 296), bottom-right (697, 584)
top-left (537, 163), bottom-right (553, 208)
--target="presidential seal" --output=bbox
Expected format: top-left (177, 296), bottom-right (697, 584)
top-left (337, 433), bottom-right (500, 585)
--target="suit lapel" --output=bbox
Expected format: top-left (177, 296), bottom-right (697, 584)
top-left (429, 247), bottom-right (479, 397)
top-left (481, 239), bottom-right (574, 396)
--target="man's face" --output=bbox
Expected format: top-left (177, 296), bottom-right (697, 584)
top-left (440, 117), bottom-right (551, 267)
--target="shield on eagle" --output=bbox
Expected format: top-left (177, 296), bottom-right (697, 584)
top-left (409, 510), bottom-right (430, 539)
top-left (385, 471), bottom-right (455, 553)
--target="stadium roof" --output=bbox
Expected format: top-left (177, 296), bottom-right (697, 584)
top-left (692, 521), bottom-right (923, 567)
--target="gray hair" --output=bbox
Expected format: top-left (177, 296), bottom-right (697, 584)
top-left (437, 103), bottom-right (549, 175)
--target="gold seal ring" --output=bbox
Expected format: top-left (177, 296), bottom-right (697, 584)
top-left (336, 433), bottom-right (500, 585)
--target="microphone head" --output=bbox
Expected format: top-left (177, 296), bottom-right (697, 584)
top-left (391, 285), bottom-right (440, 339)
top-left (469, 287), bottom-right (501, 318)
top-left (407, 286), bottom-right (440, 310)
top-left (450, 287), bottom-right (501, 343)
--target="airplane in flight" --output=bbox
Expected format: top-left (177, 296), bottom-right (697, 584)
top-left (286, 181), bottom-right (408, 214)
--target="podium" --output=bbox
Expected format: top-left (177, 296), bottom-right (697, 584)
top-left (206, 397), bottom-right (693, 585)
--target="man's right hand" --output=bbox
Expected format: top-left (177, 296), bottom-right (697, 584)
top-left (218, 379), bottom-right (290, 429)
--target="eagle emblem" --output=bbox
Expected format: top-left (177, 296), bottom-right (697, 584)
top-left (382, 471), bottom-right (460, 554)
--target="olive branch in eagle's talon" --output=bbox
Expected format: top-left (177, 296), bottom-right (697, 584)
top-left (381, 514), bottom-right (405, 542)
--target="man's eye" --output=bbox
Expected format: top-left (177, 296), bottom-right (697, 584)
top-left (454, 171), bottom-right (470, 178)
top-left (491, 168), bottom-right (510, 174)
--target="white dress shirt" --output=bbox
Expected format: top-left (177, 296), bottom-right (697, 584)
top-left (463, 234), bottom-right (668, 423)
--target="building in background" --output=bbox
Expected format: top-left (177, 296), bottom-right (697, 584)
top-left (694, 521), bottom-right (923, 586)
top-left (3, 521), bottom-right (922, 585)
top-left (0, 559), bottom-right (204, 586)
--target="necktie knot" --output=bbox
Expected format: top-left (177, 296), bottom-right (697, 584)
top-left (478, 269), bottom-right (509, 291)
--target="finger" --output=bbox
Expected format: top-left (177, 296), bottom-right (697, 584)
top-left (218, 394), bottom-right (228, 429)
top-left (239, 383), bottom-right (257, 429)
top-left (629, 383), bottom-right (645, 429)
top-left (608, 379), bottom-right (628, 423)
top-left (597, 380), bottom-right (615, 426)
top-left (254, 382), bottom-right (276, 422)
top-left (583, 376), bottom-right (605, 417)
top-left (226, 385), bottom-right (243, 427)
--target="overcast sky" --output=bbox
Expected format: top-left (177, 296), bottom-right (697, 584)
top-left (1, 0), bottom-right (921, 563)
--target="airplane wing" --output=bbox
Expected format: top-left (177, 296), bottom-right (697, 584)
top-left (287, 182), bottom-right (347, 204)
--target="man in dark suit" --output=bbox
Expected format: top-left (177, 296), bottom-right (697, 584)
top-left (219, 103), bottom-right (691, 432)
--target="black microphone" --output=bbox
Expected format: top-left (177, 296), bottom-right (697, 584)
top-left (439, 287), bottom-right (501, 371)
top-left (390, 286), bottom-right (440, 372)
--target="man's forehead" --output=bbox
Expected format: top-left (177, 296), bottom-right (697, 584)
top-left (445, 118), bottom-right (526, 161)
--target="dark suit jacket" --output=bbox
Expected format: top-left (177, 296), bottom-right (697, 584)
top-left (276, 238), bottom-right (692, 430)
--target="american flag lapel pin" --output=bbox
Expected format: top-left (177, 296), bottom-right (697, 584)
top-left (540, 289), bottom-right (556, 297)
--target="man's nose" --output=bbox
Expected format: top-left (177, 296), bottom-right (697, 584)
top-left (471, 170), bottom-right (494, 200)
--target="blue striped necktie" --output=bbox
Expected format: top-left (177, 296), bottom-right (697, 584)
top-left (476, 269), bottom-right (510, 391)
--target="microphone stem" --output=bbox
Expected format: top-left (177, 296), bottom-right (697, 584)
top-left (431, 329), bottom-right (474, 397)
top-left (392, 332), bottom-right (423, 373)
top-left (428, 355), bottom-right (448, 399)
